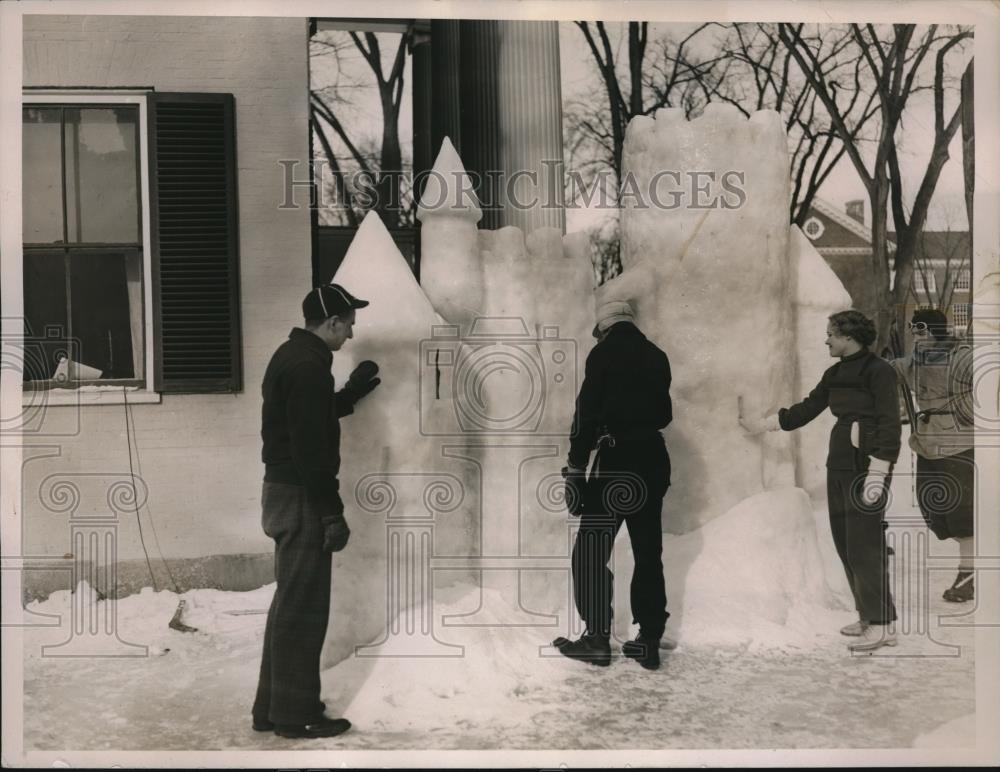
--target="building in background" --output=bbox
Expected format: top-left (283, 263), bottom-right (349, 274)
top-left (801, 197), bottom-right (971, 341)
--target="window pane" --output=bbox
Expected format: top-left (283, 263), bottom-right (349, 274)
top-left (69, 251), bottom-right (140, 379)
top-left (22, 108), bottom-right (65, 244)
top-left (23, 251), bottom-right (68, 381)
top-left (64, 107), bottom-right (139, 243)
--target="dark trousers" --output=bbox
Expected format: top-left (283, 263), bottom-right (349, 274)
top-left (252, 482), bottom-right (332, 725)
top-left (827, 469), bottom-right (897, 624)
top-left (916, 448), bottom-right (975, 540)
top-left (572, 440), bottom-right (670, 639)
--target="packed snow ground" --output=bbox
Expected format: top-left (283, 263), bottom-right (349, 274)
top-left (21, 450), bottom-right (978, 752)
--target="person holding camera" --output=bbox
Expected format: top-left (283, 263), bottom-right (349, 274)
top-left (889, 309), bottom-right (975, 602)
top-left (741, 310), bottom-right (901, 653)
top-left (252, 283), bottom-right (381, 739)
top-left (555, 300), bottom-right (672, 671)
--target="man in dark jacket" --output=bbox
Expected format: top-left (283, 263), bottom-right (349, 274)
top-left (554, 300), bottom-right (672, 670)
top-left (252, 283), bottom-right (381, 739)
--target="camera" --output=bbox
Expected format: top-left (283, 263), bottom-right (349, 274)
top-left (419, 317), bottom-right (577, 435)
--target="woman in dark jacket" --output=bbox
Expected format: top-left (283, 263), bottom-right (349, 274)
top-left (741, 310), bottom-right (902, 653)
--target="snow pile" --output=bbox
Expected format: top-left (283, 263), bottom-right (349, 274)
top-left (326, 586), bottom-right (582, 734)
top-left (662, 488), bottom-right (854, 652)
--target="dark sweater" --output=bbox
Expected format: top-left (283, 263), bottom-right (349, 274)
top-left (779, 349), bottom-right (901, 470)
top-left (568, 322), bottom-right (672, 469)
top-left (261, 328), bottom-right (357, 522)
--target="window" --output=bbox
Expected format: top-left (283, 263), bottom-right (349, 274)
top-left (954, 269), bottom-right (971, 291)
top-left (22, 102), bottom-right (147, 386)
top-left (803, 216), bottom-right (825, 241)
top-left (952, 303), bottom-right (971, 330)
top-left (22, 91), bottom-right (242, 394)
top-left (915, 270), bottom-right (937, 295)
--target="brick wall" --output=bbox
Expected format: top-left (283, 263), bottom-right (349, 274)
top-left (21, 16), bottom-right (312, 585)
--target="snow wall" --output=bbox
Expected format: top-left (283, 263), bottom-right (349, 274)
top-left (599, 104), bottom-right (797, 533)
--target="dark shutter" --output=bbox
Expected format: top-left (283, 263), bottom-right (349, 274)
top-left (149, 93), bottom-right (242, 393)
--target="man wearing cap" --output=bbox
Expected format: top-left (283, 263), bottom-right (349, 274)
top-left (554, 299), bottom-right (673, 670)
top-left (252, 283), bottom-right (381, 739)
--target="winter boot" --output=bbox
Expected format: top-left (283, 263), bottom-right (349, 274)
top-left (552, 632), bottom-right (611, 667)
top-left (943, 570), bottom-right (974, 603)
top-left (839, 619), bottom-right (868, 637)
top-left (274, 717), bottom-right (352, 739)
top-left (622, 634), bottom-right (661, 670)
top-left (847, 624), bottom-right (897, 654)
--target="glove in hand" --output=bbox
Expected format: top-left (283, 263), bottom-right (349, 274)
top-left (861, 458), bottom-right (891, 507)
top-left (561, 465), bottom-right (587, 517)
top-left (322, 519), bottom-right (351, 552)
top-left (344, 360), bottom-right (381, 401)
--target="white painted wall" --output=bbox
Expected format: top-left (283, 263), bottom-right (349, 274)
top-left (21, 16), bottom-right (312, 566)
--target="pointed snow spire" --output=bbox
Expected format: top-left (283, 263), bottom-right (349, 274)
top-left (334, 211), bottom-right (439, 336)
top-left (417, 137), bottom-right (482, 224)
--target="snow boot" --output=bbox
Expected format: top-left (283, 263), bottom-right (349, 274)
top-left (943, 570), bottom-right (974, 603)
top-left (622, 635), bottom-right (661, 670)
top-left (847, 624), bottom-right (897, 654)
top-left (839, 619), bottom-right (868, 637)
top-left (553, 632), bottom-right (611, 667)
top-left (274, 717), bottom-right (352, 739)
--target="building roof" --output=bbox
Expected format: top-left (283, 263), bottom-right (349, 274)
top-left (889, 230), bottom-right (970, 263)
top-left (803, 196), bottom-right (896, 253)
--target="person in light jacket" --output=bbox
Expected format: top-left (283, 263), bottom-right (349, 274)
top-left (890, 308), bottom-right (975, 602)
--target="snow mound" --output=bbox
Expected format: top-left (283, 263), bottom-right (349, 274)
top-left (324, 586), bottom-right (584, 733)
top-left (666, 487), bottom-right (852, 652)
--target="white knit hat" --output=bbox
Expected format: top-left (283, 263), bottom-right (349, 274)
top-left (593, 299), bottom-right (635, 337)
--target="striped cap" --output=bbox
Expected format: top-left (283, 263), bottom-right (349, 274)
top-left (302, 283), bottom-right (369, 321)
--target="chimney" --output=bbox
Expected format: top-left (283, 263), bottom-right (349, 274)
top-left (845, 199), bottom-right (865, 225)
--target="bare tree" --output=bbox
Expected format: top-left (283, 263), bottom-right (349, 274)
top-left (701, 23), bottom-right (881, 225)
top-left (309, 28), bottom-right (414, 228)
top-left (779, 23), bottom-right (973, 350)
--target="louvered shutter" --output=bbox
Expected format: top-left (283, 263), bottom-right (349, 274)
top-left (149, 93), bottom-right (242, 392)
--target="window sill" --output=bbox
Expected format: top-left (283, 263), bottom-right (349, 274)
top-left (21, 387), bottom-right (162, 407)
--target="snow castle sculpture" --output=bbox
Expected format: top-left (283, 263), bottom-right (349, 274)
top-left (325, 114), bottom-right (856, 664)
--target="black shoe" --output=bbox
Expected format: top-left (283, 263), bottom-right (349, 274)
top-left (252, 718), bottom-right (274, 732)
top-left (274, 717), bottom-right (352, 739)
top-left (622, 635), bottom-right (661, 670)
top-left (943, 571), bottom-right (974, 603)
top-left (552, 633), bottom-right (611, 667)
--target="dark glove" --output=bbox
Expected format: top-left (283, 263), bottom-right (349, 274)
top-left (322, 518), bottom-right (351, 553)
top-left (561, 465), bottom-right (587, 517)
top-left (343, 360), bottom-right (381, 403)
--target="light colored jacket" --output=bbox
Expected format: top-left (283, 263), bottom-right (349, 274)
top-left (890, 339), bottom-right (973, 459)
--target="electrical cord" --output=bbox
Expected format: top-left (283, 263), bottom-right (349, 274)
top-left (124, 389), bottom-right (181, 593)
top-left (122, 386), bottom-right (177, 592)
